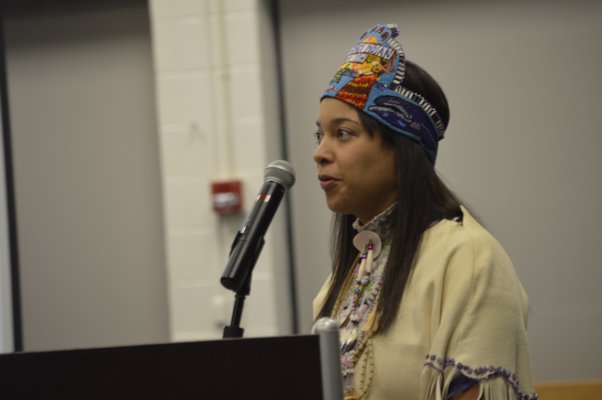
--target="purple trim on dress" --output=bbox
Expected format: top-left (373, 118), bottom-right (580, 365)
top-left (425, 354), bottom-right (538, 400)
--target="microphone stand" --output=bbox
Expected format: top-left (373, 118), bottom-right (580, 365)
top-left (222, 236), bottom-right (265, 339)
top-left (222, 272), bottom-right (250, 339)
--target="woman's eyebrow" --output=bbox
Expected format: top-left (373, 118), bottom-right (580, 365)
top-left (315, 117), bottom-right (361, 127)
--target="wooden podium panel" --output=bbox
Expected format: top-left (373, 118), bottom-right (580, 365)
top-left (534, 380), bottom-right (602, 400)
top-left (0, 335), bottom-right (323, 399)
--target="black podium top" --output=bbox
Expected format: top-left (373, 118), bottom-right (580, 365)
top-left (0, 335), bottom-right (324, 399)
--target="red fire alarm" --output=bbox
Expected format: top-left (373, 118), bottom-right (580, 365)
top-left (211, 180), bottom-right (243, 215)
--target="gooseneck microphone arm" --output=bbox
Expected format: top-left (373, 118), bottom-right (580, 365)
top-left (221, 160), bottom-right (295, 339)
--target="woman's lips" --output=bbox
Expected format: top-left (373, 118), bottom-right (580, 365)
top-left (318, 175), bottom-right (340, 190)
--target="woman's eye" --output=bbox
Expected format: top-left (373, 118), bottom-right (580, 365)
top-left (337, 129), bottom-right (352, 139)
top-left (314, 131), bottom-right (323, 144)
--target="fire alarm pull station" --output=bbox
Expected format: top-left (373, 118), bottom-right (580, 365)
top-left (211, 180), bottom-right (242, 215)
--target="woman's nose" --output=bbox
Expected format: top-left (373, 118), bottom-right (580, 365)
top-left (313, 139), bottom-right (332, 165)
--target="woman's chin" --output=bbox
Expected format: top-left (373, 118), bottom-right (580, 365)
top-left (325, 198), bottom-right (351, 215)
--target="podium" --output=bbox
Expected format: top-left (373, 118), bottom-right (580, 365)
top-left (0, 327), bottom-right (342, 399)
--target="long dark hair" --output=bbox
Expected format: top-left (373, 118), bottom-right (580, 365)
top-left (317, 60), bottom-right (462, 334)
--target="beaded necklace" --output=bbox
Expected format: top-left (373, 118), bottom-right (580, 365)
top-left (332, 205), bottom-right (395, 399)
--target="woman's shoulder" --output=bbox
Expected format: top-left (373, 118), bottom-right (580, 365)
top-left (420, 206), bottom-right (517, 281)
top-left (413, 206), bottom-right (528, 312)
top-left (429, 206), bottom-right (508, 252)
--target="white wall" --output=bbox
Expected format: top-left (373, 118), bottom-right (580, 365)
top-left (279, 0), bottom-right (602, 381)
top-left (3, 1), bottom-right (169, 351)
top-left (0, 0), bottom-right (292, 352)
top-left (149, 0), bottom-right (292, 340)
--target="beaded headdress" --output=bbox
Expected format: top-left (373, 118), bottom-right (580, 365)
top-left (322, 24), bottom-right (446, 163)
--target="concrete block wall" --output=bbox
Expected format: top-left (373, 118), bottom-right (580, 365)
top-left (148, 0), bottom-right (291, 341)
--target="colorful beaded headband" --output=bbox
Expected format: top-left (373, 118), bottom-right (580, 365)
top-left (322, 24), bottom-right (446, 163)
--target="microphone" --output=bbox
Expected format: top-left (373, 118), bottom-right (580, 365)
top-left (220, 160), bottom-right (295, 292)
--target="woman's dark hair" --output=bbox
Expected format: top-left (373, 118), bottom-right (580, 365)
top-left (316, 60), bottom-right (462, 333)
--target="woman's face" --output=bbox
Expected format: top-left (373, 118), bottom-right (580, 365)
top-left (314, 98), bottom-right (397, 224)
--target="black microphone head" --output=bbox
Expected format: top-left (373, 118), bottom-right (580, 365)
top-left (264, 160), bottom-right (295, 189)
